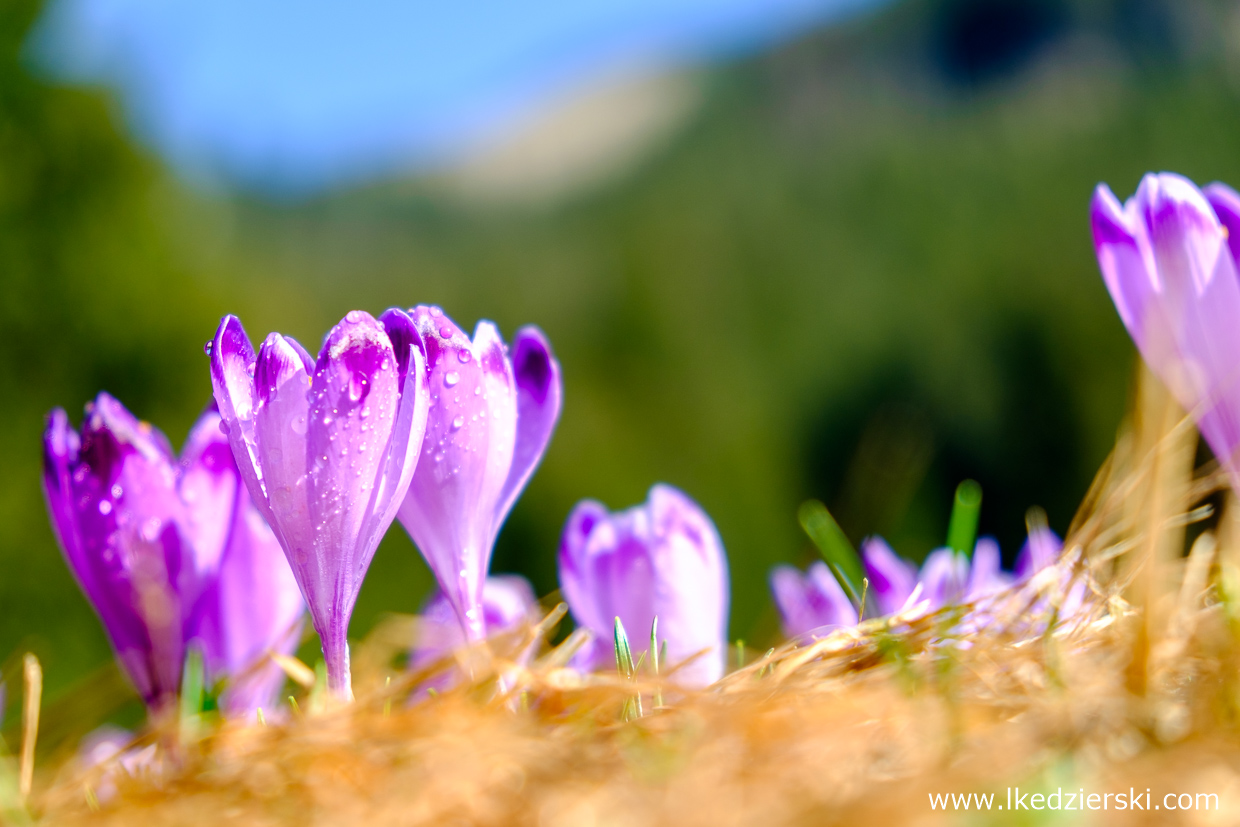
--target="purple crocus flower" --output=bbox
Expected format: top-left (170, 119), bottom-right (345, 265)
top-left (558, 484), bottom-right (729, 687)
top-left (769, 562), bottom-right (858, 639)
top-left (411, 574), bottom-right (538, 670)
top-left (1092, 173), bottom-right (1240, 491)
top-left (396, 306), bottom-right (561, 644)
top-left (965, 537), bottom-right (1012, 600)
top-left (861, 536), bottom-right (918, 616)
top-left (182, 409), bottom-right (305, 716)
top-left (210, 309), bottom-right (430, 699)
top-left (42, 396), bottom-right (304, 713)
top-left (861, 536), bottom-right (1011, 617)
top-left (1015, 523), bottom-right (1063, 580)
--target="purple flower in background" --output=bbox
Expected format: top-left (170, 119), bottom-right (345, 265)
top-left (769, 561), bottom-right (858, 639)
top-left (1092, 173), bottom-right (1240, 491)
top-left (861, 536), bottom-right (1013, 618)
top-left (397, 306), bottom-right (561, 643)
top-left (42, 396), bottom-right (304, 713)
top-left (210, 309), bottom-right (429, 699)
top-left (861, 537), bottom-right (918, 616)
top-left (412, 574), bottom-right (538, 670)
top-left (1015, 523), bottom-right (1063, 580)
top-left (558, 484), bottom-right (729, 687)
top-left (965, 537), bottom-right (1012, 600)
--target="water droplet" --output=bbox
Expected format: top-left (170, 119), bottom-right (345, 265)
top-left (474, 387), bottom-right (482, 396)
top-left (323, 416), bottom-right (333, 426)
top-left (444, 372), bottom-right (460, 387)
top-left (203, 340), bottom-right (214, 356)
top-left (358, 443), bottom-right (367, 453)
top-left (360, 406), bottom-right (370, 419)
top-left (433, 453), bottom-right (444, 463)
top-left (380, 359), bottom-right (390, 371)
top-left (218, 419), bottom-right (230, 436)
top-left (429, 306), bottom-right (442, 317)
top-left (346, 310), bottom-right (364, 323)
top-left (439, 325), bottom-right (453, 339)
top-left (457, 350), bottom-right (472, 364)
top-left (451, 415), bottom-right (464, 430)
top-left (110, 484), bottom-right (123, 499)
top-left (98, 500), bottom-right (112, 515)
top-left (291, 415), bottom-right (307, 436)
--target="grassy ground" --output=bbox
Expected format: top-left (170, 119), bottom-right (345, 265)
top-left (8, 368), bottom-right (1240, 825)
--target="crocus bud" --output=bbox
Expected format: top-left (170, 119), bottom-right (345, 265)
top-left (42, 395), bottom-right (193, 709)
top-left (182, 410), bottom-right (305, 716)
top-left (41, 396), bottom-right (304, 714)
top-left (210, 309), bottom-right (429, 699)
top-left (412, 574), bottom-right (539, 670)
top-left (769, 561), bottom-right (858, 639)
top-left (1092, 173), bottom-right (1240, 492)
top-left (558, 484), bottom-right (729, 687)
top-left (397, 306), bottom-right (561, 643)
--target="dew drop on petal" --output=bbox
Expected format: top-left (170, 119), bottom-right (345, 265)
top-left (360, 406), bottom-right (370, 419)
top-left (218, 419), bottom-right (230, 436)
top-left (444, 372), bottom-right (460, 388)
top-left (451, 415), bottom-right (464, 431)
top-left (457, 350), bottom-right (472, 364)
top-left (439, 325), bottom-right (453, 339)
top-left (346, 310), bottom-right (364, 323)
top-left (111, 484), bottom-right (123, 499)
top-left (98, 500), bottom-right (112, 515)
top-left (429, 306), bottom-right (442, 317)
top-left (203, 340), bottom-right (214, 356)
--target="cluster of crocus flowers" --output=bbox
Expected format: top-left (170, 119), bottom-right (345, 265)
top-left (42, 394), bottom-right (303, 714)
top-left (558, 484), bottom-right (730, 687)
top-left (862, 536), bottom-right (1012, 617)
top-left (47, 299), bottom-right (742, 711)
top-left (771, 525), bottom-right (1064, 637)
top-left (1091, 173), bottom-right (1240, 492)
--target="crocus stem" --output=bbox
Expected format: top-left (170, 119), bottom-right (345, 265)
top-left (321, 629), bottom-right (353, 701)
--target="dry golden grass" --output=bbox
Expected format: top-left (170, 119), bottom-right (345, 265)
top-left (14, 367), bottom-right (1240, 826)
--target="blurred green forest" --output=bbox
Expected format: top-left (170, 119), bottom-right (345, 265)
top-left (4, 0), bottom-right (1239, 710)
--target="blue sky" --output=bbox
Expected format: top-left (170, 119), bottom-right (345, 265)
top-left (32, 0), bottom-right (883, 193)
